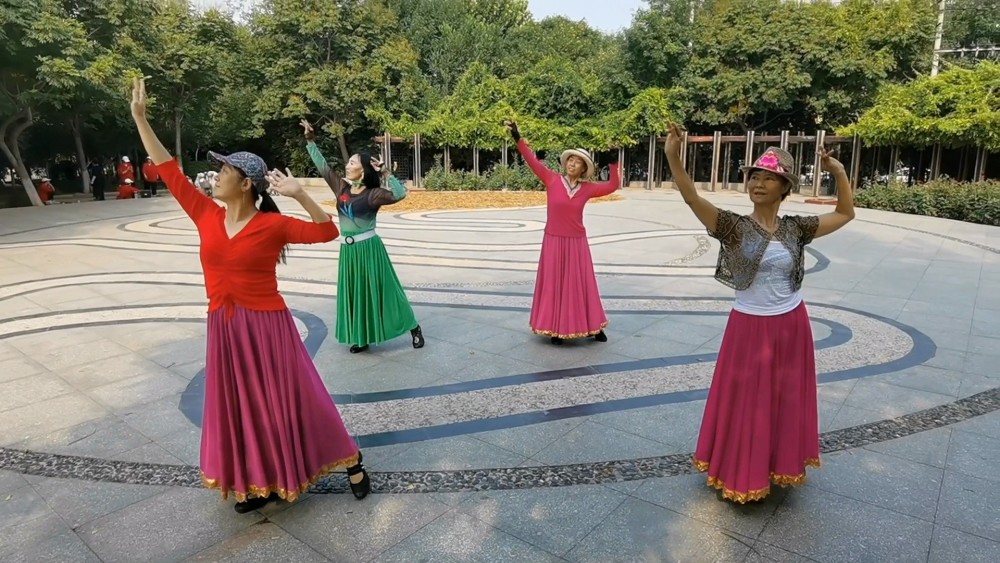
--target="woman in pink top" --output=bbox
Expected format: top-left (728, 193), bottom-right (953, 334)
top-left (505, 120), bottom-right (622, 345)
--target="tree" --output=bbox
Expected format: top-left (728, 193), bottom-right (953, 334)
top-left (252, 0), bottom-right (430, 168)
top-left (623, 0), bottom-right (694, 89)
top-left (679, 0), bottom-right (937, 132)
top-left (0, 0), bottom-right (80, 205)
top-left (944, 0), bottom-right (1000, 50)
top-left (843, 61), bottom-right (1000, 151)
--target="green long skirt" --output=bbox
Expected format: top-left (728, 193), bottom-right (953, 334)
top-left (335, 232), bottom-right (418, 347)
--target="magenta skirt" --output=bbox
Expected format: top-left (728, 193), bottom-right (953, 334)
top-left (693, 302), bottom-right (820, 503)
top-left (530, 233), bottom-right (608, 338)
top-left (201, 306), bottom-right (359, 502)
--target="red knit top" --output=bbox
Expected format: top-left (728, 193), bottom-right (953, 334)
top-left (516, 139), bottom-right (621, 237)
top-left (157, 159), bottom-right (339, 312)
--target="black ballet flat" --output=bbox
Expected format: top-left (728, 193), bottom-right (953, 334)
top-left (233, 493), bottom-right (278, 514)
top-left (594, 330), bottom-right (608, 342)
top-left (349, 344), bottom-right (369, 354)
top-left (550, 336), bottom-right (564, 345)
top-left (410, 325), bottom-right (425, 349)
top-left (346, 456), bottom-right (371, 500)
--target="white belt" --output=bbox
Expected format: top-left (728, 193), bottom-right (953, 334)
top-left (341, 230), bottom-right (377, 245)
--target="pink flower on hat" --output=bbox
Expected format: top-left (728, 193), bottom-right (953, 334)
top-left (756, 151), bottom-right (785, 173)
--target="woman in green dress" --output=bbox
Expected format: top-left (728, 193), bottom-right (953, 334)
top-left (301, 119), bottom-right (424, 353)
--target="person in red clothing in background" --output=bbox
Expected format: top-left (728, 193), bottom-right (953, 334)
top-left (117, 178), bottom-right (140, 199)
top-left (142, 156), bottom-right (160, 196)
top-left (117, 156), bottom-right (134, 183)
top-left (129, 77), bottom-right (370, 513)
top-left (36, 177), bottom-right (56, 204)
top-left (504, 119), bottom-right (621, 346)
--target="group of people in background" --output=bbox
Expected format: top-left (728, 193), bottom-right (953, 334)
top-left (116, 73), bottom-right (858, 513)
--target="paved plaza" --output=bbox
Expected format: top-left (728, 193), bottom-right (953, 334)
top-left (0, 187), bottom-right (998, 562)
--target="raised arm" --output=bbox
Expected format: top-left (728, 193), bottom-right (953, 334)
top-left (505, 120), bottom-right (556, 183)
top-left (266, 168), bottom-right (339, 244)
top-left (302, 119), bottom-right (345, 196)
top-left (664, 123), bottom-right (719, 233)
top-left (369, 175), bottom-right (408, 207)
top-left (812, 147), bottom-right (855, 239)
top-left (130, 78), bottom-right (213, 221)
top-left (587, 161), bottom-right (622, 198)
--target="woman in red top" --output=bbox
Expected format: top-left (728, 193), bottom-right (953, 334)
top-left (37, 177), bottom-right (55, 203)
top-left (505, 120), bottom-right (621, 345)
top-left (116, 178), bottom-right (140, 199)
top-left (130, 78), bottom-right (370, 513)
top-left (117, 156), bottom-right (135, 183)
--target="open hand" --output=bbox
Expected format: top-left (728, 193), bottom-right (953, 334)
top-left (818, 146), bottom-right (845, 175)
top-left (130, 77), bottom-right (148, 122)
top-left (300, 119), bottom-right (315, 141)
top-left (664, 122), bottom-right (684, 158)
top-left (503, 120), bottom-right (521, 141)
top-left (266, 168), bottom-right (305, 198)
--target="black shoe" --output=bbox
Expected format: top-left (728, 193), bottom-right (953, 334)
top-left (346, 456), bottom-right (371, 500)
top-left (550, 336), bottom-right (564, 345)
top-left (234, 493), bottom-right (278, 513)
top-left (349, 344), bottom-right (369, 354)
top-left (594, 330), bottom-right (608, 342)
top-left (410, 325), bottom-right (425, 349)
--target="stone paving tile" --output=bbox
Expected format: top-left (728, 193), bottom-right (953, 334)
top-left (377, 510), bottom-right (565, 562)
top-left (0, 354), bottom-right (46, 383)
top-left (77, 488), bottom-right (264, 563)
top-left (0, 394), bottom-right (108, 447)
top-left (805, 449), bottom-right (944, 522)
top-left (928, 525), bottom-right (1000, 563)
top-left (0, 371), bottom-right (76, 412)
top-left (268, 493), bottom-right (451, 562)
top-left (563, 496), bottom-right (752, 562)
top-left (470, 418), bottom-right (586, 459)
top-left (944, 429), bottom-right (1000, 484)
top-left (935, 471), bottom-right (1000, 543)
top-left (759, 488), bottom-right (934, 562)
top-left (533, 420), bottom-right (684, 465)
top-left (863, 426), bottom-right (953, 469)
top-left (631, 473), bottom-right (788, 541)
top-left (15, 417), bottom-right (152, 459)
top-left (456, 485), bottom-right (627, 557)
top-left (1, 191), bottom-right (999, 561)
top-left (24, 474), bottom-right (166, 529)
top-left (184, 522), bottom-right (330, 563)
top-left (371, 435), bottom-right (529, 472)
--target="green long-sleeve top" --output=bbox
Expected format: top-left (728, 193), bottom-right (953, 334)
top-left (306, 141), bottom-right (407, 234)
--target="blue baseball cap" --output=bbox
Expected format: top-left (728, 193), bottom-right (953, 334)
top-left (208, 151), bottom-right (268, 193)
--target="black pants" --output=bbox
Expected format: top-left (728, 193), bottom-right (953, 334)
top-left (93, 181), bottom-right (105, 201)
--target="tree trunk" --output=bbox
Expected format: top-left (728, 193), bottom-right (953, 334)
top-left (174, 109), bottom-right (183, 168)
top-left (336, 128), bottom-right (350, 165)
top-left (0, 110), bottom-right (42, 207)
top-left (70, 115), bottom-right (92, 194)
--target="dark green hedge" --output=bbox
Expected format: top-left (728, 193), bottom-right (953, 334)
top-left (855, 180), bottom-right (1000, 226)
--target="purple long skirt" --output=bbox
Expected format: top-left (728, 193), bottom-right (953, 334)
top-left (200, 305), bottom-right (359, 502)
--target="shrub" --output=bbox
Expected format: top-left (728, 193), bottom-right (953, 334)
top-left (855, 179), bottom-right (1000, 226)
top-left (423, 155), bottom-right (544, 191)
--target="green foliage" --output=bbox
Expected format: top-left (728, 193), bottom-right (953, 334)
top-left (843, 62), bottom-right (1000, 151)
top-left (422, 156), bottom-right (543, 191)
top-left (2, 0), bottom-right (997, 208)
top-left (680, 0), bottom-right (936, 131)
top-left (855, 180), bottom-right (1000, 226)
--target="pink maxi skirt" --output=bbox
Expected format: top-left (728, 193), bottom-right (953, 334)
top-left (530, 233), bottom-right (608, 338)
top-left (693, 302), bottom-right (821, 503)
top-left (201, 305), bottom-right (359, 502)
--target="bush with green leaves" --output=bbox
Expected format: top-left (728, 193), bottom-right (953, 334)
top-left (854, 180), bottom-right (1000, 226)
top-left (422, 155), bottom-right (545, 191)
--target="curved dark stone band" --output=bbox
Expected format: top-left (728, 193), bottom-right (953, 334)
top-left (2, 387), bottom-right (995, 495)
